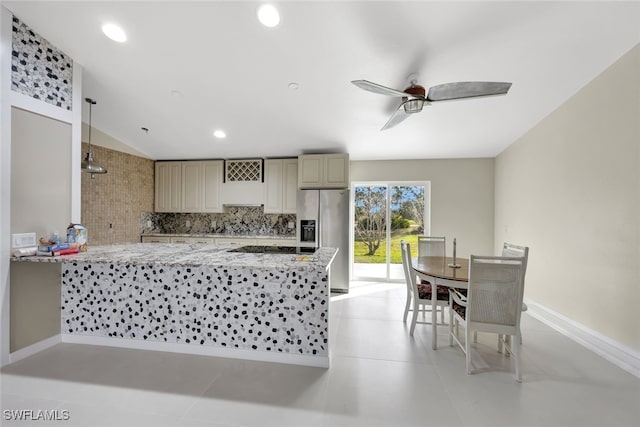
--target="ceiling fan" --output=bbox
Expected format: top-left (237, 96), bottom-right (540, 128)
top-left (351, 76), bottom-right (512, 130)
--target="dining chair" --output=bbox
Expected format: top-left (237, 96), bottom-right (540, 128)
top-left (473, 242), bottom-right (530, 347)
top-left (448, 255), bottom-right (525, 382)
top-left (417, 236), bottom-right (446, 258)
top-left (400, 241), bottom-right (449, 336)
top-left (416, 236), bottom-right (448, 323)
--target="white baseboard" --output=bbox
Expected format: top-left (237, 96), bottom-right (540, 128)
top-left (525, 299), bottom-right (640, 378)
top-left (61, 334), bottom-right (329, 368)
top-left (8, 335), bottom-right (61, 365)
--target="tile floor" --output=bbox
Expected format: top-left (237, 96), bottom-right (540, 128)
top-left (1, 281), bottom-right (639, 427)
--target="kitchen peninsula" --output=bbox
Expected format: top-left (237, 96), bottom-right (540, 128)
top-left (11, 243), bottom-right (337, 367)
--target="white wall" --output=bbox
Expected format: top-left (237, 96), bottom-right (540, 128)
top-left (495, 44), bottom-right (639, 351)
top-left (351, 158), bottom-right (495, 257)
top-left (82, 122), bottom-right (151, 159)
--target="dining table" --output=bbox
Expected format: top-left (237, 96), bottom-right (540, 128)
top-left (412, 256), bottom-right (469, 350)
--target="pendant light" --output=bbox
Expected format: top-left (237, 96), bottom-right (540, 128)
top-left (81, 97), bottom-right (107, 179)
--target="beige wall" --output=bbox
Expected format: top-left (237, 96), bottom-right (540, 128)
top-left (495, 44), bottom-right (639, 351)
top-left (81, 143), bottom-right (155, 245)
top-left (350, 158), bottom-right (495, 257)
top-left (10, 262), bottom-right (61, 352)
top-left (11, 107), bottom-right (71, 239)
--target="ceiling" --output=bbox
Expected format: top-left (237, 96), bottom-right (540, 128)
top-left (4, 1), bottom-right (639, 161)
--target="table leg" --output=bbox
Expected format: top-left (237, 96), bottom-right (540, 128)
top-left (432, 282), bottom-right (438, 350)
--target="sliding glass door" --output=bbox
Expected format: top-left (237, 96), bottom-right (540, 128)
top-left (352, 182), bottom-right (429, 281)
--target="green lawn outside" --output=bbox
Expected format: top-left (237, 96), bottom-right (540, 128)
top-left (354, 226), bottom-right (420, 263)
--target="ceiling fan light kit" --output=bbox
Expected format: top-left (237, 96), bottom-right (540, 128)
top-left (352, 77), bottom-right (512, 130)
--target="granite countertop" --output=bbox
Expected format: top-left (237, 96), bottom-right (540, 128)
top-left (12, 243), bottom-right (337, 270)
top-left (141, 233), bottom-right (296, 239)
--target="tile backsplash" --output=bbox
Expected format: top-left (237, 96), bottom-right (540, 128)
top-left (82, 143), bottom-right (154, 245)
top-left (140, 208), bottom-right (296, 237)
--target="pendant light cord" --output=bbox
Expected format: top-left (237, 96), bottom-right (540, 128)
top-left (85, 97), bottom-right (96, 154)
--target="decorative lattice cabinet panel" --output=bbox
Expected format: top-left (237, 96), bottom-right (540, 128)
top-left (225, 159), bottom-right (263, 182)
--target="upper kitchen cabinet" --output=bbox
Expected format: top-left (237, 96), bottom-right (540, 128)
top-left (202, 161), bottom-right (224, 212)
top-left (264, 158), bottom-right (298, 214)
top-left (298, 153), bottom-right (349, 189)
top-left (155, 162), bottom-right (182, 212)
top-left (182, 161), bottom-right (203, 211)
top-left (155, 160), bottom-right (223, 213)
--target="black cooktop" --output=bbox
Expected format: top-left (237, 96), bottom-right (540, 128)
top-left (228, 245), bottom-right (318, 254)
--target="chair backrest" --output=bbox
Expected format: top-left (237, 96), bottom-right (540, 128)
top-left (400, 240), bottom-right (417, 295)
top-left (417, 236), bottom-right (446, 258)
top-left (502, 242), bottom-right (529, 276)
top-left (467, 255), bottom-right (525, 328)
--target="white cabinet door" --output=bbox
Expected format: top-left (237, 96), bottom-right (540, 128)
top-left (264, 159), bottom-right (283, 213)
top-left (155, 162), bottom-right (182, 212)
top-left (191, 237), bottom-right (214, 244)
top-left (202, 160), bottom-right (223, 212)
top-left (298, 155), bottom-right (323, 188)
top-left (283, 159), bottom-right (298, 213)
top-left (323, 153), bottom-right (349, 188)
top-left (182, 162), bottom-right (203, 212)
top-left (298, 154), bottom-right (349, 189)
top-left (170, 236), bottom-right (195, 243)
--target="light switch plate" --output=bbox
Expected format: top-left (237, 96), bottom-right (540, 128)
top-left (12, 232), bottom-right (37, 248)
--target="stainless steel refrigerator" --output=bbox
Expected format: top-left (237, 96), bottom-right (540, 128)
top-left (297, 189), bottom-right (350, 293)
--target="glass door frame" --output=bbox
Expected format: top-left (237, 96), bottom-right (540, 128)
top-left (350, 181), bottom-right (431, 282)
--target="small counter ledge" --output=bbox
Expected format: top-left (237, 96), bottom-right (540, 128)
top-left (11, 243), bottom-right (337, 368)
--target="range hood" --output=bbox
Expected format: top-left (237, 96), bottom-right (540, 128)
top-left (221, 159), bottom-right (265, 206)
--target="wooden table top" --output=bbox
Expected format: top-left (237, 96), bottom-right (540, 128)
top-left (413, 256), bottom-right (469, 283)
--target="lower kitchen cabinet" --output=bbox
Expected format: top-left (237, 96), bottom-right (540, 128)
top-left (141, 236), bottom-right (171, 243)
top-left (214, 237), bottom-right (257, 246)
top-left (257, 238), bottom-right (297, 246)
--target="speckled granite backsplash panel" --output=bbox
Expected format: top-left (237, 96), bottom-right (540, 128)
top-left (11, 16), bottom-right (73, 110)
top-left (140, 208), bottom-right (296, 236)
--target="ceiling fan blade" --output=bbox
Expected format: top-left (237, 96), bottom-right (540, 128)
top-left (426, 82), bottom-right (512, 102)
top-left (381, 102), bottom-right (412, 130)
top-left (351, 80), bottom-right (410, 97)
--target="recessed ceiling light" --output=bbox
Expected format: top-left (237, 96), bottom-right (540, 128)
top-left (288, 82), bottom-right (299, 90)
top-left (257, 4), bottom-right (280, 27)
top-left (102, 23), bottom-right (127, 43)
top-left (213, 130), bottom-right (226, 139)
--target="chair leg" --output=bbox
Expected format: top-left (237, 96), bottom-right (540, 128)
top-left (465, 326), bottom-right (472, 375)
top-left (448, 308), bottom-right (454, 346)
top-left (498, 334), bottom-right (503, 354)
top-left (403, 290), bottom-right (411, 322)
top-left (409, 301), bottom-right (419, 336)
top-left (513, 333), bottom-right (522, 382)
top-left (473, 331), bottom-right (478, 343)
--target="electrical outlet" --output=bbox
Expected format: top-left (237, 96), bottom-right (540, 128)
top-left (287, 221), bottom-right (294, 229)
top-left (186, 220), bottom-right (191, 227)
